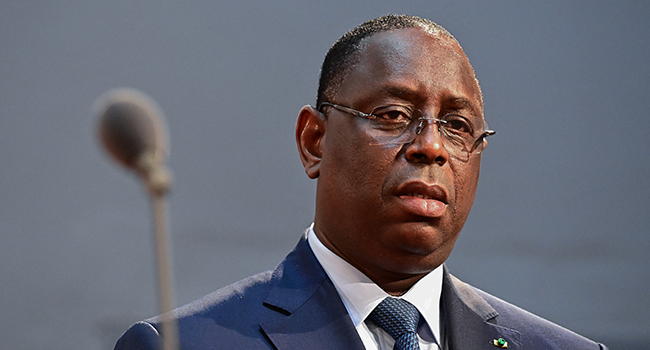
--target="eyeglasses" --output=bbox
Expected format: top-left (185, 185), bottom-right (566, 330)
top-left (318, 102), bottom-right (495, 159)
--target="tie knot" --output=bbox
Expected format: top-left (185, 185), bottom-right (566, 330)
top-left (369, 297), bottom-right (421, 347)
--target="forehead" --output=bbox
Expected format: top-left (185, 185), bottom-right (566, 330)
top-left (336, 28), bottom-right (483, 116)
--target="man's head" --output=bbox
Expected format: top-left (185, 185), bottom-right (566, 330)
top-left (296, 15), bottom-right (489, 294)
top-left (316, 15), bottom-right (482, 109)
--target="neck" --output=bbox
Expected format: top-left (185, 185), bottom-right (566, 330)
top-left (314, 228), bottom-right (428, 296)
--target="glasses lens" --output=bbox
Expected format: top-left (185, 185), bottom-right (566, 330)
top-left (439, 114), bottom-right (484, 152)
top-left (365, 112), bottom-right (489, 158)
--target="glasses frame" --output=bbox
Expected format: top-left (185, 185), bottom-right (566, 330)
top-left (318, 101), bottom-right (496, 155)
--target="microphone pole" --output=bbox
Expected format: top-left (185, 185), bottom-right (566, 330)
top-left (141, 151), bottom-right (177, 350)
top-left (95, 88), bottom-right (179, 350)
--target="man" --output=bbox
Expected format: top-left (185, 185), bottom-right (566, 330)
top-left (115, 14), bottom-right (608, 350)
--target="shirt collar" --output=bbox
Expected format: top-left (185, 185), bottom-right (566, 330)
top-left (307, 225), bottom-right (443, 342)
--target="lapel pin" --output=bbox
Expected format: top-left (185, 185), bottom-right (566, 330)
top-left (492, 337), bottom-right (508, 348)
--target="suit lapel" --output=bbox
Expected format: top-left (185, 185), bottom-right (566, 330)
top-left (259, 236), bottom-right (365, 350)
top-left (442, 268), bottom-right (521, 350)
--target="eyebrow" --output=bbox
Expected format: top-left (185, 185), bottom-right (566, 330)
top-left (378, 86), bottom-right (478, 110)
top-left (446, 97), bottom-right (476, 111)
top-left (378, 85), bottom-right (419, 99)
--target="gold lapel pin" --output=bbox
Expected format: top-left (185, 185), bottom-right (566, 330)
top-left (492, 337), bottom-right (508, 348)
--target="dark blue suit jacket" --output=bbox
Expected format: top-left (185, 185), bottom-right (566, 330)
top-left (115, 236), bottom-right (608, 349)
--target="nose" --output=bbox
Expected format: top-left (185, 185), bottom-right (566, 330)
top-left (404, 118), bottom-right (449, 165)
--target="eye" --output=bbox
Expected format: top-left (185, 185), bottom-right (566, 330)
top-left (442, 114), bottom-right (474, 135)
top-left (370, 105), bottom-right (414, 125)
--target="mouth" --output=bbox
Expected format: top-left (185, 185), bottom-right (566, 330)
top-left (403, 192), bottom-right (445, 201)
top-left (396, 183), bottom-right (449, 218)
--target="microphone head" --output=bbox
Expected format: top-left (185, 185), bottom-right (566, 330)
top-left (95, 88), bottom-right (168, 172)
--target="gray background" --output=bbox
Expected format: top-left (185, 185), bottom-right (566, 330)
top-left (1, 1), bottom-right (648, 349)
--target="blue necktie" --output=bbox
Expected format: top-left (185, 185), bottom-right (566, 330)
top-left (369, 297), bottom-right (421, 350)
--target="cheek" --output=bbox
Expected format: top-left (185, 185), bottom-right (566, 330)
top-left (328, 143), bottom-right (394, 202)
top-left (450, 159), bottom-right (481, 218)
top-left (321, 135), bottom-right (396, 206)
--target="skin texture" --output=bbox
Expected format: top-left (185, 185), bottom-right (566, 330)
top-left (296, 27), bottom-right (485, 296)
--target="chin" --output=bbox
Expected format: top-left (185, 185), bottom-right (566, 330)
top-left (385, 236), bottom-right (456, 272)
top-left (389, 221), bottom-right (457, 251)
top-left (381, 252), bottom-right (449, 276)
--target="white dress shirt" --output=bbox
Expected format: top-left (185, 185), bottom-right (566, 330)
top-left (307, 226), bottom-right (445, 350)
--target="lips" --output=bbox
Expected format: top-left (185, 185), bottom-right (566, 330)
top-left (403, 192), bottom-right (442, 200)
top-left (395, 182), bottom-right (449, 218)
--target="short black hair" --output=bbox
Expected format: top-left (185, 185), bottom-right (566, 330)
top-left (316, 14), bottom-right (460, 108)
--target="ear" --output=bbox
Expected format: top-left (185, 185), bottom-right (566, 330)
top-left (295, 105), bottom-right (326, 179)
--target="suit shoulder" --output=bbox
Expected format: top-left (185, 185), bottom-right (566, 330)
top-left (115, 237), bottom-right (325, 349)
top-left (171, 269), bottom-right (275, 319)
top-left (115, 270), bottom-right (280, 349)
top-left (127, 269), bottom-right (283, 349)
top-left (467, 283), bottom-right (607, 349)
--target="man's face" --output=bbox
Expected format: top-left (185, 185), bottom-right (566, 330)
top-left (308, 28), bottom-right (484, 285)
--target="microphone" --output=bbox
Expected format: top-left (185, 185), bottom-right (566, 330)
top-left (95, 88), bottom-right (178, 350)
top-left (95, 87), bottom-right (171, 195)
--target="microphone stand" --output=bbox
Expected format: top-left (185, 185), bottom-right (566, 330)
top-left (96, 87), bottom-right (179, 350)
top-left (139, 153), bottom-right (179, 350)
